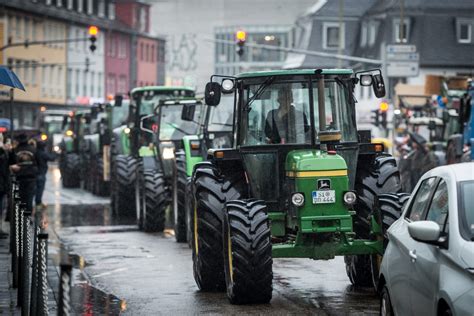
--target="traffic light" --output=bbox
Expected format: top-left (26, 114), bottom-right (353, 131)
top-left (236, 30), bottom-right (246, 57)
top-left (88, 26), bottom-right (98, 52)
top-left (371, 109), bottom-right (380, 127)
top-left (379, 102), bottom-right (389, 129)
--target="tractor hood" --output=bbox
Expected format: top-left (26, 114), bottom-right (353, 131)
top-left (285, 150), bottom-right (347, 172)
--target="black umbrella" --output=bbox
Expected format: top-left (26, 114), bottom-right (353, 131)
top-left (0, 66), bottom-right (25, 91)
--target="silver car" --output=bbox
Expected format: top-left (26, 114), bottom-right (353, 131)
top-left (379, 162), bottom-right (474, 316)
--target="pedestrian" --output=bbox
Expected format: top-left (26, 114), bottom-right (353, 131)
top-left (9, 133), bottom-right (38, 214)
top-left (0, 134), bottom-right (11, 237)
top-left (35, 140), bottom-right (55, 209)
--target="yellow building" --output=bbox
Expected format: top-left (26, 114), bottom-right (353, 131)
top-left (2, 11), bottom-right (67, 128)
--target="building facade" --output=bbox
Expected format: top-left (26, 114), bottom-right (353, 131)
top-left (0, 0), bottom-right (164, 129)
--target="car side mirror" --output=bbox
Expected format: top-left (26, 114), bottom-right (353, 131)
top-left (181, 103), bottom-right (196, 122)
top-left (205, 82), bottom-right (221, 106)
top-left (114, 95), bottom-right (123, 107)
top-left (408, 221), bottom-right (441, 243)
top-left (372, 74), bottom-right (386, 98)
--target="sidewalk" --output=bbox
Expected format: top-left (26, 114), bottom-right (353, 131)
top-left (0, 217), bottom-right (57, 315)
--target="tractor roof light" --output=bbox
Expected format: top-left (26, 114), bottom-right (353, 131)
top-left (343, 191), bottom-right (357, 206)
top-left (123, 127), bottom-right (131, 134)
top-left (291, 193), bottom-right (305, 207)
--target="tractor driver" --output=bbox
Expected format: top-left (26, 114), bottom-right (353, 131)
top-left (264, 87), bottom-right (309, 144)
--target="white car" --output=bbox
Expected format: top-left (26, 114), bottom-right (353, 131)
top-left (379, 162), bottom-right (474, 316)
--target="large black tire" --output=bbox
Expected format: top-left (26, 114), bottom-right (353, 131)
top-left (378, 193), bottom-right (410, 240)
top-left (61, 153), bottom-right (81, 188)
top-left (111, 155), bottom-right (138, 217)
top-left (94, 157), bottom-right (109, 197)
top-left (174, 151), bottom-right (187, 242)
top-left (223, 200), bottom-right (272, 304)
top-left (380, 285), bottom-right (394, 316)
top-left (192, 162), bottom-right (246, 291)
top-left (142, 171), bottom-right (168, 232)
top-left (345, 155), bottom-right (402, 287)
top-left (185, 179), bottom-right (194, 248)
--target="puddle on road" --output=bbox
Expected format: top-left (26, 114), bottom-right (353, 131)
top-left (45, 203), bottom-right (136, 228)
top-left (71, 283), bottom-right (126, 315)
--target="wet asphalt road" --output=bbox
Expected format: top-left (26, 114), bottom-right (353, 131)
top-left (44, 165), bottom-right (379, 315)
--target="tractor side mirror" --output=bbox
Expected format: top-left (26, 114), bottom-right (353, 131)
top-left (205, 82), bottom-right (221, 106)
top-left (84, 114), bottom-right (92, 124)
top-left (372, 74), bottom-right (386, 98)
top-left (181, 103), bottom-right (196, 122)
top-left (140, 114), bottom-right (156, 134)
top-left (114, 95), bottom-right (123, 107)
top-left (62, 115), bottom-right (68, 130)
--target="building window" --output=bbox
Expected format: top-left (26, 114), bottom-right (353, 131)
top-left (145, 44), bottom-right (149, 62)
top-left (360, 22), bottom-right (368, 47)
top-left (90, 71), bottom-right (95, 97)
top-left (24, 61), bottom-right (30, 85)
top-left (83, 70), bottom-right (88, 96)
top-left (456, 19), bottom-right (472, 43)
top-left (67, 68), bottom-right (72, 98)
top-left (98, 72), bottom-right (103, 98)
top-left (140, 43), bottom-right (144, 61)
top-left (75, 69), bottom-right (80, 96)
top-left (67, 0), bottom-right (73, 10)
top-left (393, 18), bottom-right (410, 43)
top-left (16, 16), bottom-right (21, 38)
top-left (108, 2), bottom-right (115, 20)
top-left (46, 0), bottom-right (52, 5)
top-left (118, 75), bottom-right (126, 94)
top-left (56, 0), bottom-right (62, 7)
top-left (323, 22), bottom-right (345, 49)
top-left (150, 45), bottom-right (154, 63)
top-left (31, 63), bottom-right (37, 86)
top-left (77, 0), bottom-right (83, 13)
top-left (87, 0), bottom-right (93, 14)
top-left (98, 0), bottom-right (105, 17)
top-left (57, 67), bottom-right (63, 97)
top-left (368, 21), bottom-right (379, 46)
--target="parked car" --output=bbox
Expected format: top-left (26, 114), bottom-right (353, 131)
top-left (379, 162), bottom-right (474, 316)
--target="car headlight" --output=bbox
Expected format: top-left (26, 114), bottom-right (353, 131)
top-left (291, 193), bottom-right (305, 207)
top-left (343, 191), bottom-right (357, 206)
top-left (162, 147), bottom-right (175, 160)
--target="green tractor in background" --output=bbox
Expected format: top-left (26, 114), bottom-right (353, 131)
top-left (111, 86), bottom-right (195, 230)
top-left (82, 96), bottom-right (131, 196)
top-left (192, 69), bottom-right (405, 304)
top-left (59, 110), bottom-right (92, 188)
top-left (173, 95), bottom-right (234, 243)
top-left (38, 109), bottom-right (71, 154)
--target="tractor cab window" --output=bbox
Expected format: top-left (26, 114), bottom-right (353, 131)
top-left (137, 89), bottom-right (195, 116)
top-left (111, 100), bottom-right (130, 128)
top-left (158, 103), bottom-right (202, 141)
top-left (312, 80), bottom-right (357, 142)
top-left (207, 94), bottom-right (234, 132)
top-left (240, 80), bottom-right (311, 146)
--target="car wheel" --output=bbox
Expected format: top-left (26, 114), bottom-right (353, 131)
top-left (380, 285), bottom-right (394, 316)
top-left (441, 307), bottom-right (452, 316)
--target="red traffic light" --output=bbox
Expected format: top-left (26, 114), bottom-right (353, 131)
top-left (88, 26), bottom-right (99, 36)
top-left (236, 30), bottom-right (246, 42)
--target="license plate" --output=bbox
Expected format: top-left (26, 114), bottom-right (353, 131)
top-left (312, 190), bottom-right (336, 204)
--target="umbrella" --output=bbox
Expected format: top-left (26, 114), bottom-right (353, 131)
top-left (0, 66), bottom-right (25, 91)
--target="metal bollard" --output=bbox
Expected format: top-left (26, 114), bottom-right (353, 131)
top-left (9, 177), bottom-right (18, 252)
top-left (30, 213), bottom-right (41, 316)
top-left (11, 188), bottom-right (21, 288)
top-left (36, 233), bottom-right (49, 316)
top-left (58, 262), bottom-right (73, 316)
top-left (17, 203), bottom-right (25, 305)
top-left (20, 209), bottom-right (32, 316)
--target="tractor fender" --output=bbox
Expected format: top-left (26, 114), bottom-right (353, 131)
top-left (182, 135), bottom-right (203, 177)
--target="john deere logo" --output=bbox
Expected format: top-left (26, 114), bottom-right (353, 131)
top-left (317, 179), bottom-right (331, 190)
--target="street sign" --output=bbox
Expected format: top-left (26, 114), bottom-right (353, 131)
top-left (387, 61), bottom-right (419, 77)
top-left (386, 45), bottom-right (417, 53)
top-left (386, 52), bottom-right (419, 61)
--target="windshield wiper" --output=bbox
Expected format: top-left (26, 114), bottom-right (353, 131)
top-left (244, 76), bottom-right (275, 110)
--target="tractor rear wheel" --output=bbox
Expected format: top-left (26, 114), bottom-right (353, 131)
top-left (61, 153), bottom-right (80, 188)
top-left (223, 200), bottom-right (272, 304)
top-left (192, 162), bottom-right (245, 291)
top-left (111, 155), bottom-right (138, 217)
top-left (174, 151), bottom-right (187, 242)
top-left (346, 155), bottom-right (402, 287)
top-left (142, 171), bottom-right (167, 232)
top-left (94, 157), bottom-right (109, 197)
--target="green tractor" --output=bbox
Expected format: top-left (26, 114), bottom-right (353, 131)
top-left (110, 86), bottom-right (195, 229)
top-left (191, 69), bottom-right (403, 304)
top-left (58, 110), bottom-right (92, 188)
top-left (173, 95), bottom-right (234, 243)
top-left (82, 96), bottom-right (131, 196)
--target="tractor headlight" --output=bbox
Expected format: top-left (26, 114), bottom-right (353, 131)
top-left (291, 193), bottom-right (305, 207)
top-left (162, 147), bottom-right (175, 160)
top-left (343, 191), bottom-right (357, 206)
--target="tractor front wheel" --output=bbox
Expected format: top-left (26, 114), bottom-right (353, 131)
top-left (142, 171), bottom-right (167, 232)
top-left (192, 162), bottom-right (245, 291)
top-left (174, 151), bottom-right (187, 242)
top-left (61, 153), bottom-right (80, 188)
top-left (223, 200), bottom-right (272, 304)
top-left (346, 155), bottom-right (402, 288)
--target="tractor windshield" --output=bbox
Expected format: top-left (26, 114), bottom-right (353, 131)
top-left (111, 100), bottom-right (130, 128)
top-left (239, 75), bottom-right (356, 146)
top-left (158, 103), bottom-right (202, 141)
